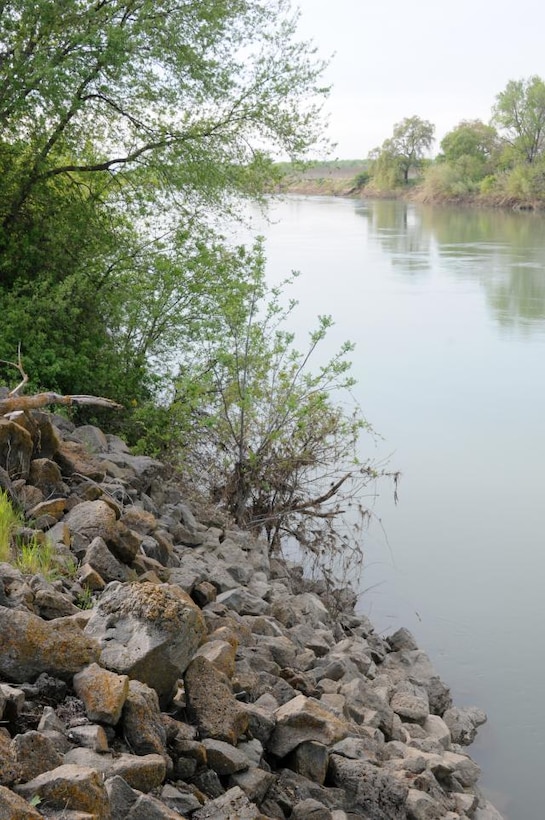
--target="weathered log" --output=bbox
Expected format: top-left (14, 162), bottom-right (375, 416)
top-left (0, 393), bottom-right (123, 416)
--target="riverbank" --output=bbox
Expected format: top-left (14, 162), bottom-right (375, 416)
top-left (277, 163), bottom-right (545, 210)
top-left (0, 409), bottom-right (504, 818)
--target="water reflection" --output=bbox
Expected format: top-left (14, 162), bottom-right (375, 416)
top-left (358, 199), bottom-right (545, 330)
top-left (356, 200), bottom-right (432, 274)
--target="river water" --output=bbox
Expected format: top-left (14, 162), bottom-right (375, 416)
top-left (247, 195), bottom-right (545, 820)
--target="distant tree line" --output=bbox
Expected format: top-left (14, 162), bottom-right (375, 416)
top-left (365, 75), bottom-right (545, 205)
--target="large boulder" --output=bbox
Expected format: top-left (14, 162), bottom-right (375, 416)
top-left (0, 606), bottom-right (100, 682)
top-left (84, 581), bottom-right (206, 704)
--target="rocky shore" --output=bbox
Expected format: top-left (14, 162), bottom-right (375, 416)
top-left (0, 409), bottom-right (503, 819)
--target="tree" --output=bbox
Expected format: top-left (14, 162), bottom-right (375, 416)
top-left (163, 241), bottom-right (392, 566)
top-left (369, 116), bottom-right (435, 187)
top-left (0, 0), bottom-right (328, 400)
top-left (434, 120), bottom-right (500, 188)
top-left (440, 120), bottom-right (499, 166)
top-left (492, 76), bottom-right (545, 164)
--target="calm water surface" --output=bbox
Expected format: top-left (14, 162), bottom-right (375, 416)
top-left (248, 196), bottom-right (545, 820)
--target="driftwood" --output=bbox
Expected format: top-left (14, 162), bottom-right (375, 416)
top-left (0, 352), bottom-right (123, 416)
top-left (0, 392), bottom-right (123, 416)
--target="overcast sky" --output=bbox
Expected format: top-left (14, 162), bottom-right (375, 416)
top-left (294, 0), bottom-right (545, 159)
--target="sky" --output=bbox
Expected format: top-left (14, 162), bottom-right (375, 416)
top-left (294, 0), bottom-right (545, 159)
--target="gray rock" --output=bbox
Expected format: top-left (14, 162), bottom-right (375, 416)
top-left (105, 775), bottom-right (139, 816)
top-left (442, 750), bottom-right (481, 787)
top-left (63, 500), bottom-right (118, 548)
top-left (161, 783), bottom-right (202, 815)
top-left (100, 452), bottom-right (165, 492)
top-left (387, 627), bottom-right (419, 652)
top-left (216, 587), bottom-right (270, 616)
top-left (390, 690), bottom-right (430, 723)
top-left (202, 738), bottom-right (250, 775)
top-left (380, 649), bottom-right (452, 715)
top-left (423, 714), bottom-right (451, 749)
top-left (73, 425), bottom-right (109, 453)
top-left (405, 788), bottom-right (445, 819)
top-left (443, 705), bottom-right (487, 745)
top-left (269, 695), bottom-right (349, 758)
top-left (126, 793), bottom-right (183, 819)
top-left (238, 701), bottom-right (276, 745)
top-left (122, 680), bottom-right (167, 756)
top-left (328, 754), bottom-right (408, 819)
top-left (84, 581), bottom-right (206, 705)
top-left (84, 536), bottom-right (130, 583)
top-left (169, 560), bottom-right (208, 593)
top-left (291, 799), bottom-right (333, 820)
top-left (231, 767), bottom-right (275, 803)
top-left (192, 785), bottom-right (264, 819)
top-left (291, 741), bottom-right (329, 785)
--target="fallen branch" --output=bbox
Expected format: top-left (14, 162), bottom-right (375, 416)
top-left (0, 393), bottom-right (123, 416)
top-left (1, 351), bottom-right (123, 416)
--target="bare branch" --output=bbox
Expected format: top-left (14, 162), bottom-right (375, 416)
top-left (0, 346), bottom-right (28, 397)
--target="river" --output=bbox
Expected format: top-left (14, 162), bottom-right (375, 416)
top-left (247, 195), bottom-right (545, 820)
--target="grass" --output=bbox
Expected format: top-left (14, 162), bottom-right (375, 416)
top-left (0, 489), bottom-right (77, 581)
top-left (0, 489), bottom-right (20, 562)
top-left (15, 537), bottom-right (57, 577)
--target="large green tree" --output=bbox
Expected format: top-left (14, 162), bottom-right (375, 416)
top-left (0, 0), bottom-right (327, 399)
top-left (369, 116), bottom-right (435, 187)
top-left (492, 76), bottom-right (545, 164)
top-left (437, 119), bottom-right (499, 185)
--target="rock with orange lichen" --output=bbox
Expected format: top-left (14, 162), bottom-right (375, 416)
top-left (15, 764), bottom-right (111, 819)
top-left (73, 663), bottom-right (129, 725)
top-left (0, 606), bottom-right (100, 683)
top-left (185, 655), bottom-right (249, 745)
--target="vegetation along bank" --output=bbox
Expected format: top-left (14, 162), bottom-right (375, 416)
top-left (281, 75), bottom-right (545, 210)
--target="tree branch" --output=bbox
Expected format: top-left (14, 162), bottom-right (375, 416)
top-left (0, 393), bottom-right (123, 415)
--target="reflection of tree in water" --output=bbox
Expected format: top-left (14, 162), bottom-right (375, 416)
top-left (423, 206), bottom-right (545, 330)
top-left (485, 264), bottom-right (545, 331)
top-left (356, 200), bottom-right (432, 274)
top-left (358, 199), bottom-right (545, 331)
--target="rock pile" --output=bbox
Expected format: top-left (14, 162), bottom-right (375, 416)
top-left (0, 411), bottom-right (503, 818)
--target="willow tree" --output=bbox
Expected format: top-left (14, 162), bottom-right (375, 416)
top-left (369, 116), bottom-right (435, 188)
top-left (0, 0), bottom-right (328, 399)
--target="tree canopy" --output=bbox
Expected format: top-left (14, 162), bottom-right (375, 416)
top-left (0, 0), bottom-right (328, 401)
top-left (368, 116), bottom-right (435, 188)
top-left (492, 76), bottom-right (545, 164)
